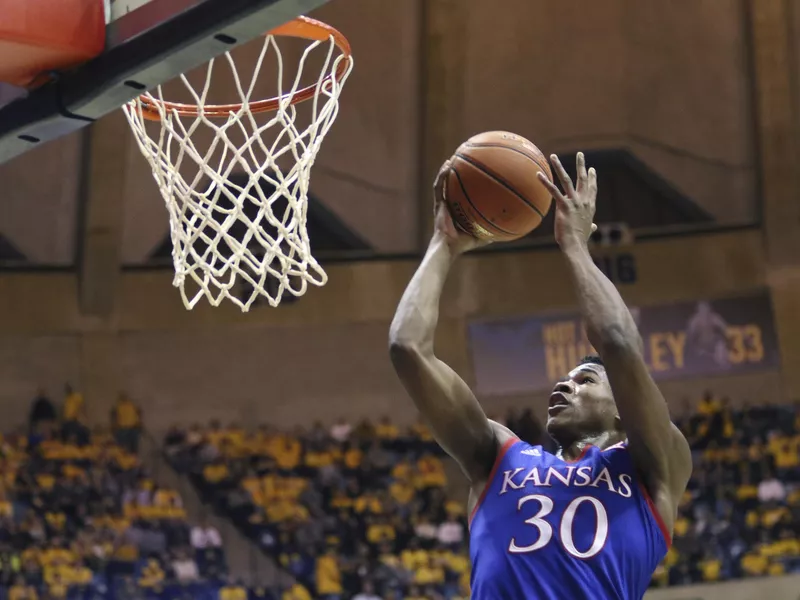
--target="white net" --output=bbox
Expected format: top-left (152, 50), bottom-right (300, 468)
top-left (123, 25), bottom-right (353, 311)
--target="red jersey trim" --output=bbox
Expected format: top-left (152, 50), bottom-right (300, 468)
top-left (468, 437), bottom-right (519, 529)
top-left (638, 482), bottom-right (672, 549)
top-left (564, 444), bottom-right (592, 463)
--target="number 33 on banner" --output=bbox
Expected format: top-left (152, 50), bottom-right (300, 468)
top-left (727, 325), bottom-right (764, 364)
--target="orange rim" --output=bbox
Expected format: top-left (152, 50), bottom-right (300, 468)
top-left (136, 16), bottom-right (352, 121)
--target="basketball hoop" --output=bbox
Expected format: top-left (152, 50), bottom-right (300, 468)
top-left (123, 16), bottom-right (353, 311)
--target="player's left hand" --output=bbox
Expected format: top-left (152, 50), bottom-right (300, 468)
top-left (537, 152), bottom-right (598, 251)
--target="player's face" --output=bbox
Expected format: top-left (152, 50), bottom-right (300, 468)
top-left (545, 364), bottom-right (619, 440)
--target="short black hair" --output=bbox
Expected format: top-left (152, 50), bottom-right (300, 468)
top-left (577, 355), bottom-right (604, 368)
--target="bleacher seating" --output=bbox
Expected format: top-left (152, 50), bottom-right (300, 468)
top-left (165, 418), bottom-right (469, 600)
top-left (165, 397), bottom-right (800, 598)
top-left (0, 392), bottom-right (228, 600)
top-left (652, 395), bottom-right (800, 587)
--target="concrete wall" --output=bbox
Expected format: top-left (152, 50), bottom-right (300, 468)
top-left (0, 229), bottom-right (787, 435)
top-left (0, 0), bottom-right (758, 264)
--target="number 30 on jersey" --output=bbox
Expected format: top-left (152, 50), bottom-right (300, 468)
top-left (508, 494), bottom-right (609, 559)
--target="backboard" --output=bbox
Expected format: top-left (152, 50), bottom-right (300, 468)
top-left (0, 0), bottom-right (333, 164)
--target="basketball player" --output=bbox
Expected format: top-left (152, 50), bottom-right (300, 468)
top-left (389, 153), bottom-right (692, 599)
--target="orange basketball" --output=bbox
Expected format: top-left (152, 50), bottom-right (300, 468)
top-left (445, 131), bottom-right (553, 242)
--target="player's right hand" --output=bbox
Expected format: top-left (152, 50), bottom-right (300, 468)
top-left (432, 160), bottom-right (492, 255)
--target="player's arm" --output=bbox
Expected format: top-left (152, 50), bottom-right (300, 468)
top-left (389, 163), bottom-right (500, 483)
top-left (538, 153), bottom-right (692, 510)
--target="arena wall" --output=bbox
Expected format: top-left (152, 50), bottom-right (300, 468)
top-left (0, 228), bottom-right (791, 433)
top-left (0, 0), bottom-right (758, 264)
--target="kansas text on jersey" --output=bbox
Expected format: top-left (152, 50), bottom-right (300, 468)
top-left (469, 439), bottom-right (671, 599)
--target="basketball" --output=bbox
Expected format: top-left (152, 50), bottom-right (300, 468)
top-left (445, 131), bottom-right (553, 242)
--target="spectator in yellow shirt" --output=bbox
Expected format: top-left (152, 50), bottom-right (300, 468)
top-left (315, 548), bottom-right (343, 598)
top-left (414, 555), bottom-right (445, 586)
top-left (62, 385), bottom-right (88, 444)
top-left (113, 541), bottom-right (140, 564)
top-left (375, 416), bottom-right (399, 440)
top-left (242, 473), bottom-right (265, 505)
top-left (354, 492), bottom-right (382, 516)
top-left (112, 393), bottom-right (142, 453)
top-left (62, 385), bottom-right (84, 422)
top-left (304, 447), bottom-right (334, 469)
top-left (206, 421), bottom-right (226, 448)
top-left (273, 437), bottom-right (302, 471)
top-left (389, 478), bottom-right (415, 508)
top-left (138, 559), bottom-right (165, 588)
top-left (282, 583), bottom-right (311, 600)
top-left (772, 436), bottom-right (800, 471)
top-left (45, 512), bottom-right (67, 533)
top-left (760, 528), bottom-right (800, 561)
top-left (8, 577), bottom-right (37, 600)
top-left (223, 422), bottom-right (246, 448)
top-left (698, 552), bottom-right (721, 582)
top-left (343, 444), bottom-right (363, 471)
top-left (736, 471), bottom-right (759, 509)
top-left (401, 539), bottom-right (428, 571)
top-left (416, 454), bottom-right (446, 489)
top-left (410, 417), bottom-right (434, 442)
top-left (697, 391), bottom-right (721, 416)
top-left (219, 580), bottom-right (248, 600)
top-left (203, 461), bottom-right (231, 485)
top-left (366, 517), bottom-right (396, 545)
top-left (47, 572), bottom-right (68, 599)
top-left (40, 544), bottom-right (75, 567)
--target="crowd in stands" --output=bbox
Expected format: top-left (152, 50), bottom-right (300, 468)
top-left (651, 393), bottom-right (800, 587)
top-left (6, 383), bottom-right (800, 599)
top-left (0, 386), bottom-right (228, 600)
top-left (164, 417), bottom-right (471, 600)
top-left (163, 396), bottom-right (800, 598)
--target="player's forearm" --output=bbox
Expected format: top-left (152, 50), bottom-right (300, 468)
top-left (562, 243), bottom-right (639, 351)
top-left (389, 236), bottom-right (456, 355)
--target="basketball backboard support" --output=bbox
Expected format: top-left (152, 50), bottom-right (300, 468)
top-left (0, 0), bottom-right (332, 164)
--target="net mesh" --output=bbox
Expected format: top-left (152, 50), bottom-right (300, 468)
top-left (123, 29), bottom-right (353, 311)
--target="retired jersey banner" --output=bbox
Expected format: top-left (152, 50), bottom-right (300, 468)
top-left (468, 292), bottom-right (780, 395)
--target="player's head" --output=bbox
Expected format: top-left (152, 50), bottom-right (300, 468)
top-left (545, 355), bottom-right (622, 447)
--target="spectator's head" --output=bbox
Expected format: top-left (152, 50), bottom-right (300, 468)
top-left (359, 581), bottom-right (375, 595)
top-left (758, 529), bottom-right (772, 545)
top-left (378, 541), bottom-right (393, 555)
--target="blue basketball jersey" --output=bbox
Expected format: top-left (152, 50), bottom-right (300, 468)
top-left (469, 438), bottom-right (670, 599)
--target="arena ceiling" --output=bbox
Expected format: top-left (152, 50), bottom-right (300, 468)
top-left (0, 0), bottom-right (764, 268)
